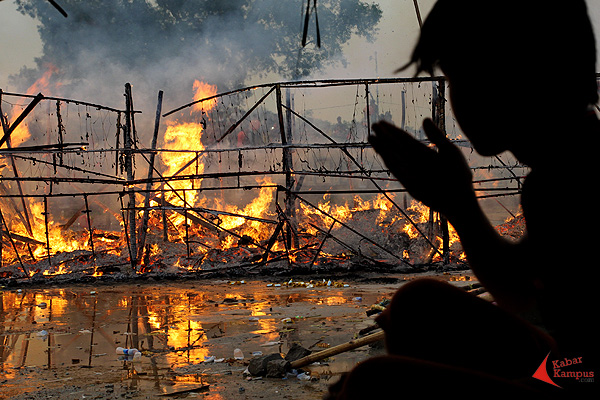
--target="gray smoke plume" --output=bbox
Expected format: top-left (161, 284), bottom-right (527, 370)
top-left (11, 0), bottom-right (382, 118)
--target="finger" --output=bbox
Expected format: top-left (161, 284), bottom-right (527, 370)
top-left (371, 121), bottom-right (422, 150)
top-left (422, 118), bottom-right (451, 149)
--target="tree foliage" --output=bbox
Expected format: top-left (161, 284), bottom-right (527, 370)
top-left (14, 0), bottom-right (382, 95)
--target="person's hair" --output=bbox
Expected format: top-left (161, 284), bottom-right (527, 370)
top-left (401, 0), bottom-right (598, 109)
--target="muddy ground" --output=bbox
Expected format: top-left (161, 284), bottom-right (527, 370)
top-left (0, 270), bottom-right (480, 400)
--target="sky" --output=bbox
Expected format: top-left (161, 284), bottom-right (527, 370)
top-left (1, 1), bottom-right (600, 98)
top-left (0, 0), bottom-right (431, 92)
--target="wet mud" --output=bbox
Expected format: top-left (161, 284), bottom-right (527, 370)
top-left (0, 272), bottom-right (477, 399)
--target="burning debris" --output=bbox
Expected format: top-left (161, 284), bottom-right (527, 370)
top-left (1, 76), bottom-right (525, 286)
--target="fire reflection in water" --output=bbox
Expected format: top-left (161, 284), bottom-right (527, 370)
top-left (0, 279), bottom-right (381, 398)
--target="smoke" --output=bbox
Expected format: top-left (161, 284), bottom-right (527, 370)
top-left (10, 0), bottom-right (382, 125)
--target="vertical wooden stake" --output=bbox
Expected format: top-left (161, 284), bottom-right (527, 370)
top-left (138, 90), bottom-right (163, 261)
top-left (161, 184), bottom-right (168, 242)
top-left (275, 85), bottom-right (296, 249)
top-left (433, 78), bottom-right (450, 264)
top-left (124, 83), bottom-right (137, 267)
top-left (43, 196), bottom-right (52, 268)
top-left (83, 194), bottom-right (95, 256)
top-left (0, 208), bottom-right (28, 277)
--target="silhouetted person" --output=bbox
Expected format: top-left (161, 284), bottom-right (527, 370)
top-left (328, 0), bottom-right (598, 397)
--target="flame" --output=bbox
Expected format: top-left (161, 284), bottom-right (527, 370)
top-left (215, 177), bottom-right (276, 248)
top-left (2, 65), bottom-right (58, 148)
top-left (0, 76), bottom-right (471, 275)
top-left (159, 80), bottom-right (218, 228)
top-left (192, 80), bottom-right (218, 113)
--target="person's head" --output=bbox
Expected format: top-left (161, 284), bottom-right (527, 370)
top-left (402, 0), bottom-right (598, 162)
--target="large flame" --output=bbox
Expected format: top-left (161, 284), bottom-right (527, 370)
top-left (1, 65), bottom-right (56, 148)
top-left (0, 76), bottom-right (470, 276)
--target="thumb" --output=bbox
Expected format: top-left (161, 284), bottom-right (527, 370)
top-left (422, 118), bottom-right (451, 149)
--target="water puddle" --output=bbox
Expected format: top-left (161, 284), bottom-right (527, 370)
top-left (0, 278), bottom-right (400, 399)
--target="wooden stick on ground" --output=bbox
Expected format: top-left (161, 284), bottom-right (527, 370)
top-left (290, 330), bottom-right (385, 370)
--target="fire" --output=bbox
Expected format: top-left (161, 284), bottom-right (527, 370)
top-left (214, 177), bottom-right (276, 248)
top-left (158, 80), bottom-right (218, 228)
top-left (192, 80), bottom-right (218, 113)
top-left (300, 193), bottom-right (398, 234)
top-left (161, 120), bottom-right (206, 209)
top-left (1, 64), bottom-right (58, 148)
top-left (403, 201), bottom-right (430, 239)
top-left (0, 76), bottom-right (472, 278)
top-left (158, 81), bottom-right (278, 251)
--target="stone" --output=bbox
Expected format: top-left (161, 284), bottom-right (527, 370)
top-left (248, 353), bottom-right (283, 376)
top-left (266, 359), bottom-right (291, 378)
top-left (285, 343), bottom-right (311, 362)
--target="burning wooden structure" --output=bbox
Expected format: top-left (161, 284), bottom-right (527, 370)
top-left (0, 77), bottom-right (526, 284)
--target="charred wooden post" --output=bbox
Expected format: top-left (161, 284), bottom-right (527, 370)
top-left (119, 193), bottom-right (135, 271)
top-left (275, 84), bottom-right (296, 249)
top-left (138, 90), bottom-right (163, 261)
top-left (115, 112), bottom-right (122, 175)
top-left (56, 100), bottom-right (65, 167)
top-left (184, 206), bottom-right (191, 258)
top-left (124, 83), bottom-right (137, 267)
top-left (0, 92), bottom-right (43, 148)
top-left (0, 208), bottom-right (28, 277)
top-left (83, 194), bottom-right (95, 256)
top-left (43, 196), bottom-right (52, 268)
top-left (309, 220), bottom-right (336, 269)
top-left (285, 88), bottom-right (299, 249)
top-left (282, 104), bottom-right (432, 265)
top-left (216, 87), bottom-right (275, 143)
top-left (161, 185), bottom-right (168, 241)
top-left (0, 92), bottom-right (35, 239)
top-left (433, 78), bottom-right (450, 264)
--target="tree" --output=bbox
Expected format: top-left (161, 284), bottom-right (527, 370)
top-left (12, 0), bottom-right (382, 103)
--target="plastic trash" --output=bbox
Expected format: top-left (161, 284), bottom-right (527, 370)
top-left (297, 372), bottom-right (311, 381)
top-left (116, 347), bottom-right (141, 359)
top-left (233, 348), bottom-right (244, 360)
top-left (204, 356), bottom-right (216, 363)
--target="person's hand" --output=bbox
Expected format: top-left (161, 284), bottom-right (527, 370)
top-left (369, 119), bottom-right (475, 217)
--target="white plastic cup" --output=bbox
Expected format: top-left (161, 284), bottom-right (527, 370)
top-left (233, 348), bottom-right (244, 360)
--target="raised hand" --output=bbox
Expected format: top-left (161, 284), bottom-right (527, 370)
top-left (369, 119), bottom-right (476, 218)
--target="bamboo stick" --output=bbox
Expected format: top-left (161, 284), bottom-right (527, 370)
top-left (0, 92), bottom-right (44, 148)
top-left (290, 330), bottom-right (385, 369)
top-left (138, 90), bottom-right (163, 261)
top-left (124, 83), bottom-right (137, 265)
top-left (217, 87), bottom-right (275, 143)
top-left (0, 209), bottom-right (28, 277)
top-left (83, 194), bottom-right (95, 256)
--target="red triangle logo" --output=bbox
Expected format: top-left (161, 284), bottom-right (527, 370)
top-left (532, 352), bottom-right (561, 388)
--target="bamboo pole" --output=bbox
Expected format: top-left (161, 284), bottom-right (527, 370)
top-left (0, 208), bottom-right (28, 277)
top-left (290, 330), bottom-right (385, 369)
top-left (43, 196), bottom-right (52, 267)
top-left (295, 193), bottom-right (409, 265)
top-left (138, 90), bottom-right (163, 261)
top-left (0, 92), bottom-right (44, 148)
top-left (275, 84), bottom-right (295, 249)
top-left (217, 87), bottom-right (275, 143)
top-left (281, 104), bottom-right (439, 260)
top-left (124, 83), bottom-right (137, 267)
top-left (0, 97), bottom-right (34, 238)
top-left (83, 194), bottom-right (95, 256)
top-left (308, 220), bottom-right (336, 269)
